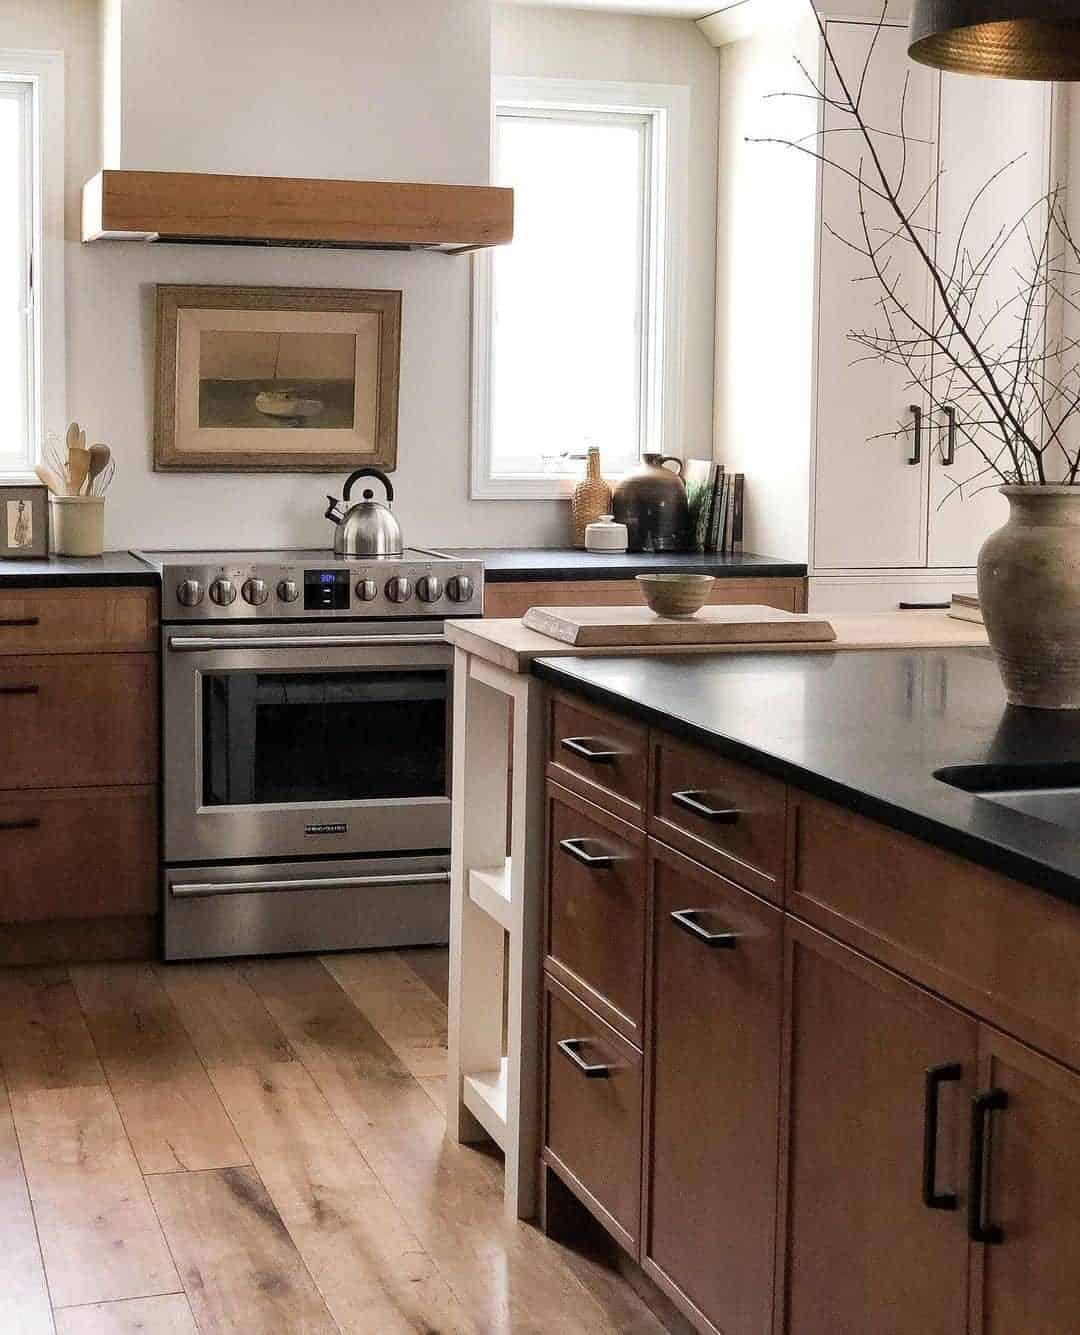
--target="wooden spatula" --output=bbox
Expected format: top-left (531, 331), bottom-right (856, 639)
top-left (67, 446), bottom-right (90, 496)
top-left (34, 463), bottom-right (66, 495)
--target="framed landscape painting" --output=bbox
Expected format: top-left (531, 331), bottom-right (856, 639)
top-left (154, 284), bottom-right (401, 472)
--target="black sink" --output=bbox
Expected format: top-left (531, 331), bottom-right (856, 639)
top-left (936, 764), bottom-right (1080, 835)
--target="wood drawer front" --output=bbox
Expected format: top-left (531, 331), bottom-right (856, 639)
top-left (548, 690), bottom-right (647, 826)
top-left (645, 840), bottom-right (783, 1335)
top-left (0, 586), bottom-right (157, 654)
top-left (0, 654), bottom-right (159, 789)
top-left (544, 974), bottom-right (643, 1254)
top-left (546, 782), bottom-right (646, 1044)
top-left (0, 786), bottom-right (158, 921)
top-left (485, 577), bottom-right (806, 619)
top-left (792, 792), bottom-right (1080, 1074)
top-left (649, 731), bottom-right (786, 902)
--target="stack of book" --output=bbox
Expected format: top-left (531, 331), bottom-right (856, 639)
top-left (683, 460), bottom-right (744, 554)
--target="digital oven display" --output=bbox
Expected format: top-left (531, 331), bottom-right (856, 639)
top-left (304, 569), bottom-right (351, 611)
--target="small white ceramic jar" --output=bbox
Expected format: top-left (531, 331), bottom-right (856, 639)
top-left (584, 514), bottom-right (629, 553)
top-left (50, 496), bottom-right (105, 557)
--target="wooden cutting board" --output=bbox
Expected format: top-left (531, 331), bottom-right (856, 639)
top-left (521, 604), bottom-right (837, 648)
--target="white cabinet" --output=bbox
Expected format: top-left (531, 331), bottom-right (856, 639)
top-left (926, 72), bottom-right (1051, 568)
top-left (812, 22), bottom-right (937, 571)
top-left (714, 16), bottom-right (1054, 586)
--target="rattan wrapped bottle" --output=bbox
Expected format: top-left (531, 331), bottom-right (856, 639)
top-left (569, 447), bottom-right (612, 549)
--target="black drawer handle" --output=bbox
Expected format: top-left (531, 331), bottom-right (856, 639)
top-left (899, 602), bottom-right (951, 611)
top-left (561, 737), bottom-right (621, 764)
top-left (671, 790), bottom-right (739, 824)
top-left (0, 617), bottom-right (39, 628)
top-left (0, 684), bottom-right (39, 696)
top-left (558, 837), bottom-right (620, 870)
top-left (557, 1037), bottom-right (610, 1079)
top-left (923, 1062), bottom-right (962, 1210)
top-left (0, 818), bottom-right (40, 833)
top-left (969, 1088), bottom-right (1008, 1244)
top-left (670, 908), bottom-right (739, 948)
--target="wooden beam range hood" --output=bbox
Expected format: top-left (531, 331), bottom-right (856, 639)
top-left (81, 169), bottom-right (514, 253)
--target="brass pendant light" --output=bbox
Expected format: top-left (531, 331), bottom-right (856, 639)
top-left (909, 1), bottom-right (1080, 80)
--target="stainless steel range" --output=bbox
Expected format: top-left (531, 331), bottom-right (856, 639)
top-left (139, 547), bottom-right (483, 961)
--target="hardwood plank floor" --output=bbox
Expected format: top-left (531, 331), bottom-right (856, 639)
top-left (0, 949), bottom-right (668, 1335)
top-left (70, 964), bottom-right (248, 1174)
top-left (54, 1294), bottom-right (197, 1335)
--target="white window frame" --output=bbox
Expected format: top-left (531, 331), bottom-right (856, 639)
top-left (471, 76), bottom-right (689, 501)
top-left (0, 49), bottom-right (65, 480)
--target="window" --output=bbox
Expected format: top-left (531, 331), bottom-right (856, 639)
top-left (472, 77), bottom-right (688, 499)
top-left (0, 51), bottom-right (64, 478)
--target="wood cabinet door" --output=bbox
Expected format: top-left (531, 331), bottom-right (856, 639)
top-left (926, 75), bottom-right (1051, 569)
top-left (812, 21), bottom-right (938, 571)
top-left (645, 840), bottom-right (783, 1335)
top-left (779, 920), bottom-right (976, 1335)
top-left (971, 1027), bottom-right (1080, 1335)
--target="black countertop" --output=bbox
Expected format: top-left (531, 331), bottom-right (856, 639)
top-left (533, 646), bottom-right (1080, 908)
top-left (0, 551), bottom-right (157, 588)
top-left (440, 548), bottom-right (807, 582)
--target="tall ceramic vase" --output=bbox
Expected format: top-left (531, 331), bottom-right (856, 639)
top-left (977, 486), bottom-right (1080, 709)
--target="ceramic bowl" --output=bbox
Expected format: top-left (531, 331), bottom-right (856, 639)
top-left (636, 573), bottom-right (715, 618)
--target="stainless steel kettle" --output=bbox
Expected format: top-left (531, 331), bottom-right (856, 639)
top-left (324, 468), bottom-right (403, 557)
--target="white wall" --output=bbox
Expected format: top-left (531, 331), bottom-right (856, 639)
top-left (4, 0), bottom-right (574, 550)
top-left (493, 2), bottom-right (720, 463)
top-left (4, 0), bottom-right (721, 552)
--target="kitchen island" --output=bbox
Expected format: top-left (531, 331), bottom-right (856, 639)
top-left (446, 611), bottom-right (1080, 1334)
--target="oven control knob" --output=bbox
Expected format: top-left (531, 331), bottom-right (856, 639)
top-left (354, 578), bottom-right (378, 602)
top-left (447, 575), bottom-right (474, 603)
top-left (209, 578), bottom-right (237, 607)
top-left (277, 579), bottom-right (300, 604)
top-left (176, 579), bottom-right (203, 608)
top-left (417, 575), bottom-right (443, 604)
top-left (242, 578), bottom-right (269, 606)
top-left (385, 576), bottom-right (414, 604)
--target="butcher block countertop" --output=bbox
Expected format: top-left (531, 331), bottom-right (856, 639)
top-left (444, 610), bottom-right (988, 674)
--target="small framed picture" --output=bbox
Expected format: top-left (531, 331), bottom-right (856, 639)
top-left (0, 484), bottom-right (48, 559)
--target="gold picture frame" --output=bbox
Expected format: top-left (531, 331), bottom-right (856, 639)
top-left (153, 283), bottom-right (401, 472)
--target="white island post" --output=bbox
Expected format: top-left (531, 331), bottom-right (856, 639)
top-left (443, 611), bottom-right (990, 1220)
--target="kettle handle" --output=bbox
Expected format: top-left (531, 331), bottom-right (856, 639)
top-left (343, 468), bottom-right (393, 504)
top-left (659, 456), bottom-right (684, 478)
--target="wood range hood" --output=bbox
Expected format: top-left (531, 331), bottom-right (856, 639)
top-left (81, 169), bottom-right (514, 253)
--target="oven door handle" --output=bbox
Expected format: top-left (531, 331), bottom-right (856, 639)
top-left (167, 634), bottom-right (447, 652)
top-left (169, 871), bottom-right (451, 899)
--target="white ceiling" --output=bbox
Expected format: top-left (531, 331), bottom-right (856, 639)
top-left (500, 0), bottom-right (726, 19)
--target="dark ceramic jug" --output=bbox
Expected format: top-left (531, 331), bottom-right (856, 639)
top-left (612, 454), bottom-right (692, 553)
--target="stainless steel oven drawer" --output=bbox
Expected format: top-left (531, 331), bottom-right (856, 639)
top-left (163, 855), bottom-right (450, 960)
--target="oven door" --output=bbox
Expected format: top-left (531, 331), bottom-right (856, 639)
top-left (163, 621), bottom-right (453, 863)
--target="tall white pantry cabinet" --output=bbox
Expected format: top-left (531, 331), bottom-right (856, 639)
top-left (711, 12), bottom-right (1057, 612)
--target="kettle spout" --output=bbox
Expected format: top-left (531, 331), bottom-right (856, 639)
top-left (324, 495), bottom-right (346, 525)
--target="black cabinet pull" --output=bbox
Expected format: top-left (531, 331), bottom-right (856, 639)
top-left (561, 737), bottom-right (620, 764)
top-left (0, 684), bottom-right (39, 696)
top-left (908, 404), bottom-right (923, 466)
top-left (558, 837), bottom-right (619, 870)
top-left (671, 790), bottom-right (739, 824)
top-left (898, 602), bottom-right (951, 611)
top-left (0, 818), bottom-right (40, 833)
top-left (0, 617), bottom-right (39, 628)
top-left (670, 908), bottom-right (739, 948)
top-left (941, 405), bottom-right (957, 466)
top-left (923, 1062), bottom-right (962, 1210)
top-left (557, 1037), bottom-right (610, 1079)
top-left (968, 1088), bottom-right (1008, 1244)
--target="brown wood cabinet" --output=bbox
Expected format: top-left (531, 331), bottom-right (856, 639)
top-left (778, 919), bottom-right (975, 1335)
top-left (548, 689), bottom-right (648, 825)
top-left (485, 576), bottom-right (808, 619)
top-left (540, 686), bottom-right (1080, 1335)
top-left (645, 840), bottom-right (782, 1335)
top-left (0, 583), bottom-right (160, 962)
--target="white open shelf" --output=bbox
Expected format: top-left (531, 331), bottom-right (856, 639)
top-left (462, 1057), bottom-right (509, 1148)
top-left (467, 858), bottom-right (513, 930)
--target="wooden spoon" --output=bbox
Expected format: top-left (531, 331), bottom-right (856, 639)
top-left (34, 463), bottom-right (66, 496)
top-left (87, 444), bottom-right (111, 492)
top-left (67, 446), bottom-right (90, 496)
